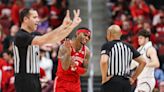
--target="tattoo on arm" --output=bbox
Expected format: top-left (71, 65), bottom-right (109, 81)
top-left (58, 45), bottom-right (72, 70)
top-left (83, 49), bottom-right (90, 69)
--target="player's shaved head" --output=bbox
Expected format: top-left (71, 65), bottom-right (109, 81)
top-left (107, 25), bottom-right (121, 35)
top-left (106, 25), bottom-right (122, 41)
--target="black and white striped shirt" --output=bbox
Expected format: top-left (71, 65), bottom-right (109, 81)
top-left (13, 29), bottom-right (40, 74)
top-left (101, 40), bottom-right (140, 77)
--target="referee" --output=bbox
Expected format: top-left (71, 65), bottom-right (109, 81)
top-left (13, 8), bottom-right (81, 92)
top-left (100, 25), bottom-right (146, 92)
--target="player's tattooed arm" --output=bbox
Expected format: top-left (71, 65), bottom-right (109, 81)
top-left (58, 39), bottom-right (72, 70)
top-left (83, 47), bottom-right (90, 70)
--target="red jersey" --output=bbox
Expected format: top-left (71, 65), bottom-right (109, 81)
top-left (56, 45), bottom-right (86, 82)
top-left (156, 23), bottom-right (164, 36)
top-left (1, 63), bottom-right (15, 92)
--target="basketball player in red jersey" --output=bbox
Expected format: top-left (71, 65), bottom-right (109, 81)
top-left (54, 27), bottom-right (91, 92)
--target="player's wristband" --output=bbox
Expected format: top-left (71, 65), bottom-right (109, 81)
top-left (76, 66), bottom-right (86, 75)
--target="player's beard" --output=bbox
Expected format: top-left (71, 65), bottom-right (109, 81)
top-left (80, 41), bottom-right (84, 45)
top-left (80, 39), bottom-right (87, 45)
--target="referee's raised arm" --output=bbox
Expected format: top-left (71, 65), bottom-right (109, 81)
top-left (100, 25), bottom-right (146, 92)
top-left (32, 9), bottom-right (82, 46)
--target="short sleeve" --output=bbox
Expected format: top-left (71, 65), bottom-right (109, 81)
top-left (101, 43), bottom-right (110, 56)
top-left (130, 45), bottom-right (141, 59)
top-left (15, 31), bottom-right (34, 47)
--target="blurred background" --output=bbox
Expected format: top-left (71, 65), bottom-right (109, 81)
top-left (0, 0), bottom-right (163, 92)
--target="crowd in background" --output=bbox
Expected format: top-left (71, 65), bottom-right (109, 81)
top-left (0, 0), bottom-right (164, 92)
top-left (106, 0), bottom-right (164, 91)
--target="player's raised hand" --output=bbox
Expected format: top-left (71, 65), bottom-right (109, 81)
top-left (62, 10), bottom-right (72, 27)
top-left (63, 38), bottom-right (72, 55)
top-left (72, 9), bottom-right (82, 27)
top-left (71, 61), bottom-right (77, 71)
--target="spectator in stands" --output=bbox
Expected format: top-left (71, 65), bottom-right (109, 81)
top-left (133, 15), bottom-right (145, 34)
top-left (131, 15), bottom-right (145, 48)
top-left (0, 25), bottom-right (4, 53)
top-left (1, 50), bottom-right (15, 92)
top-left (32, 0), bottom-right (49, 34)
top-left (49, 0), bottom-right (66, 28)
top-left (121, 20), bottom-right (133, 43)
top-left (40, 67), bottom-right (53, 92)
top-left (152, 6), bottom-right (164, 26)
top-left (111, 0), bottom-right (129, 20)
top-left (143, 22), bottom-right (156, 45)
top-left (159, 82), bottom-right (164, 92)
top-left (130, 0), bottom-right (150, 21)
top-left (3, 25), bottom-right (19, 51)
top-left (11, 0), bottom-right (23, 25)
top-left (154, 15), bottom-right (164, 38)
top-left (39, 49), bottom-right (53, 80)
top-left (155, 68), bottom-right (164, 84)
top-left (0, 6), bottom-right (12, 35)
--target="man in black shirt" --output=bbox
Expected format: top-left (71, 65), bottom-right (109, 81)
top-left (100, 25), bottom-right (146, 92)
top-left (13, 8), bottom-right (81, 92)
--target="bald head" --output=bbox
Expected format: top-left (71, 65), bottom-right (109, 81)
top-left (106, 25), bottom-right (122, 41)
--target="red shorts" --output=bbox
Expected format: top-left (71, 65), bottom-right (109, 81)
top-left (54, 76), bottom-right (81, 92)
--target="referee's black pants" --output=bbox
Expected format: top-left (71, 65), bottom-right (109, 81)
top-left (101, 76), bottom-right (131, 92)
top-left (14, 74), bottom-right (41, 92)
